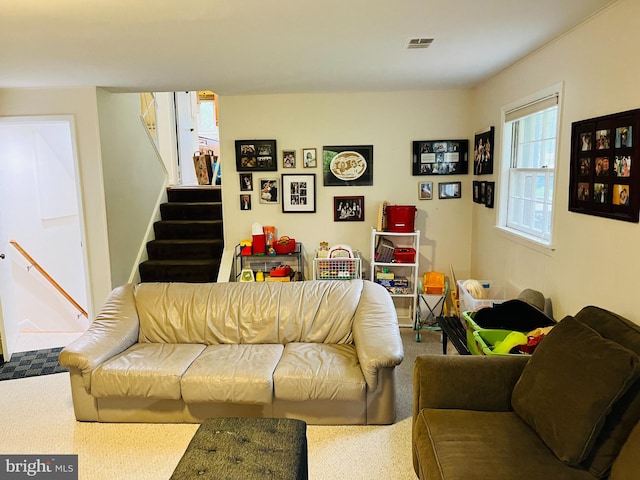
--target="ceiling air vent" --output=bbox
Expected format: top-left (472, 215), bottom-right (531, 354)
top-left (406, 38), bottom-right (434, 49)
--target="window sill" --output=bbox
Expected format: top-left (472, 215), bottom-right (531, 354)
top-left (494, 225), bottom-right (556, 256)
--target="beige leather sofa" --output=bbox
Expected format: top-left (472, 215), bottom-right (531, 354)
top-left (59, 280), bottom-right (404, 424)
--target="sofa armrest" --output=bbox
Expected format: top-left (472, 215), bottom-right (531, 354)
top-left (353, 281), bottom-right (404, 391)
top-left (59, 283), bottom-right (140, 390)
top-left (413, 354), bottom-right (529, 419)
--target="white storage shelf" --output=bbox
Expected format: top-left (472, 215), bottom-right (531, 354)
top-left (370, 229), bottom-right (420, 327)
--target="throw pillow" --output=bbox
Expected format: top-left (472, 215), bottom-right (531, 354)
top-left (511, 316), bottom-right (640, 466)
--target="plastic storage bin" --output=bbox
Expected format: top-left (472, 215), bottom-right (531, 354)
top-left (394, 248), bottom-right (416, 263)
top-left (313, 252), bottom-right (361, 280)
top-left (472, 329), bottom-right (530, 356)
top-left (457, 279), bottom-right (506, 313)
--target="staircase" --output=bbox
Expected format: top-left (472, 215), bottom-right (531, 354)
top-left (139, 187), bottom-right (224, 283)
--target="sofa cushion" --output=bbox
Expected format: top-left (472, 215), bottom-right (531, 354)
top-left (274, 343), bottom-right (365, 402)
top-left (512, 316), bottom-right (640, 465)
top-left (575, 306), bottom-right (640, 478)
top-left (134, 281), bottom-right (362, 345)
top-left (181, 344), bottom-right (284, 405)
top-left (413, 408), bottom-right (596, 480)
top-left (91, 343), bottom-right (205, 399)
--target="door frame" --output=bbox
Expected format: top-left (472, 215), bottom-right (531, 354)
top-left (0, 115), bottom-right (91, 358)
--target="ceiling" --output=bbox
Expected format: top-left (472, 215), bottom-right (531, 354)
top-left (0, 0), bottom-right (615, 95)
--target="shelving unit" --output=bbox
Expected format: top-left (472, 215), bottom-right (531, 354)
top-left (233, 243), bottom-right (304, 281)
top-left (370, 228), bottom-right (420, 327)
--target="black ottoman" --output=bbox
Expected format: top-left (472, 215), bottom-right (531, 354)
top-left (170, 417), bottom-right (308, 480)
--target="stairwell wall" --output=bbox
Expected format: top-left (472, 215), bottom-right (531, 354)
top-left (96, 89), bottom-right (167, 287)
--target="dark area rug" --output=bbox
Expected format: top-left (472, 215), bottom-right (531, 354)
top-left (0, 347), bottom-right (68, 381)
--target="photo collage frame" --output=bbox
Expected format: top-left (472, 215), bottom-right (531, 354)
top-left (412, 140), bottom-right (469, 175)
top-left (569, 108), bottom-right (639, 222)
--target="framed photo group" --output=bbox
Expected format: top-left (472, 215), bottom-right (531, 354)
top-left (412, 140), bottom-right (469, 175)
top-left (473, 180), bottom-right (495, 208)
top-left (569, 108), bottom-right (639, 222)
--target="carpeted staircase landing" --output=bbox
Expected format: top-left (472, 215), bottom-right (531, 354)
top-left (139, 187), bottom-right (224, 283)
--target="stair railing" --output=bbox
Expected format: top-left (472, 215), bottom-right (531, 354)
top-left (140, 92), bottom-right (158, 146)
top-left (9, 240), bottom-right (88, 318)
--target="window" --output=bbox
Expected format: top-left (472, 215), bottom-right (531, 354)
top-left (501, 92), bottom-right (560, 245)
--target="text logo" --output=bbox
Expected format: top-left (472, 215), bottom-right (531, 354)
top-left (0, 455), bottom-right (77, 479)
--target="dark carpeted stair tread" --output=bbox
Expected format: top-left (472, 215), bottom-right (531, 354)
top-left (167, 187), bottom-right (222, 203)
top-left (147, 239), bottom-right (224, 260)
top-left (139, 259), bottom-right (221, 283)
top-left (160, 202), bottom-right (223, 220)
top-left (153, 220), bottom-right (223, 240)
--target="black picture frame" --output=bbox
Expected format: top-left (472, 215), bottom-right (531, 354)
top-left (569, 108), bottom-right (639, 222)
top-left (235, 139), bottom-right (277, 171)
top-left (239, 173), bottom-right (253, 191)
top-left (473, 181), bottom-right (481, 203)
top-left (412, 140), bottom-right (469, 175)
top-left (438, 181), bottom-right (462, 199)
top-left (282, 174), bottom-right (316, 213)
top-left (240, 194), bottom-right (252, 211)
top-left (474, 127), bottom-right (495, 175)
top-left (323, 145), bottom-right (374, 186)
top-left (334, 196), bottom-right (365, 222)
top-left (485, 181), bottom-right (495, 208)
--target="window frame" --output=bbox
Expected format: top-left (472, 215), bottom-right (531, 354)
top-left (497, 83), bottom-right (563, 250)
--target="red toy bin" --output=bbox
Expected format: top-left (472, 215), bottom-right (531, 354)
top-left (386, 205), bottom-right (416, 232)
top-left (393, 247), bottom-right (416, 263)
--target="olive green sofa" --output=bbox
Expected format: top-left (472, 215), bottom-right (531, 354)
top-left (413, 306), bottom-right (640, 480)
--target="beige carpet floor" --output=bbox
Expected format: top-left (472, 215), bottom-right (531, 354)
top-left (0, 328), bottom-right (451, 480)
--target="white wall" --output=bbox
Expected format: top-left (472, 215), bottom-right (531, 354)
top-left (218, 90), bottom-right (474, 281)
top-left (0, 87), bottom-right (112, 317)
top-left (96, 89), bottom-right (167, 287)
top-left (471, 0), bottom-right (640, 321)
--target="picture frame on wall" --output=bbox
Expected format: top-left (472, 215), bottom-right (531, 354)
top-left (303, 148), bottom-right (317, 168)
top-left (323, 145), bottom-right (374, 186)
top-left (259, 178), bottom-right (279, 204)
top-left (333, 196), bottom-right (365, 222)
top-left (240, 194), bottom-right (252, 211)
top-left (418, 181), bottom-right (433, 200)
top-left (474, 127), bottom-right (495, 175)
top-left (282, 173), bottom-right (316, 213)
top-left (282, 150), bottom-right (296, 168)
top-left (412, 140), bottom-right (469, 175)
top-left (438, 181), bottom-right (462, 199)
top-left (569, 108), bottom-right (639, 222)
top-left (239, 173), bottom-right (253, 191)
top-left (485, 182), bottom-right (495, 208)
top-left (235, 140), bottom-right (277, 171)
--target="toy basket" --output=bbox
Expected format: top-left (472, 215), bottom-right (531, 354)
top-left (313, 249), bottom-right (361, 280)
top-left (273, 236), bottom-right (296, 254)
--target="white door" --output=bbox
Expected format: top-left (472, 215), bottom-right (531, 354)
top-left (0, 131), bottom-right (19, 360)
top-left (174, 92), bottom-right (199, 186)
